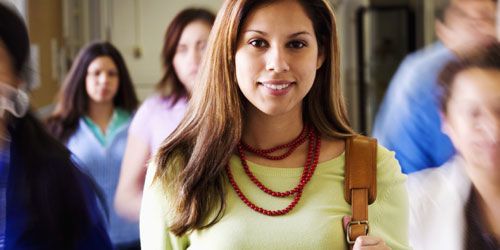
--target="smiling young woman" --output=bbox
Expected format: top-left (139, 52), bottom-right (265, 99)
top-left (140, 1), bottom-right (409, 249)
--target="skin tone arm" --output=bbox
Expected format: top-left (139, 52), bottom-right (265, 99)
top-left (114, 134), bottom-right (150, 221)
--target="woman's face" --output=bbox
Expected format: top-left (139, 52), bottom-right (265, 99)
top-left (443, 68), bottom-right (500, 174)
top-left (235, 0), bottom-right (324, 117)
top-left (173, 20), bottom-right (211, 92)
top-left (85, 56), bottom-right (119, 105)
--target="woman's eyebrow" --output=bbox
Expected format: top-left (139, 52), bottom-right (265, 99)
top-left (242, 30), bottom-right (313, 38)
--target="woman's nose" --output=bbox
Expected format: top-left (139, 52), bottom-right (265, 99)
top-left (98, 73), bottom-right (110, 85)
top-left (189, 47), bottom-right (203, 66)
top-left (265, 47), bottom-right (290, 73)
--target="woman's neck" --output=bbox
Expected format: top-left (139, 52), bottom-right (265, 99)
top-left (240, 105), bottom-right (309, 169)
top-left (241, 105), bottom-right (345, 168)
top-left (243, 106), bottom-right (303, 149)
top-left (87, 101), bottom-right (114, 135)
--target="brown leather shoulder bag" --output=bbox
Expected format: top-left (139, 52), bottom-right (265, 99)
top-left (344, 135), bottom-right (377, 246)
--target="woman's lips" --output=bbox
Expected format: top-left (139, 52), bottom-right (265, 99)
top-left (258, 80), bottom-right (294, 96)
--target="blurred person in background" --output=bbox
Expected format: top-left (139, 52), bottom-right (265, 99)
top-left (373, 0), bottom-right (497, 174)
top-left (0, 3), bottom-right (112, 249)
top-left (46, 41), bottom-right (140, 249)
top-left (115, 7), bottom-right (215, 222)
top-left (408, 42), bottom-right (500, 250)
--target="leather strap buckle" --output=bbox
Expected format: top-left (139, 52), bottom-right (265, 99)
top-left (346, 220), bottom-right (369, 244)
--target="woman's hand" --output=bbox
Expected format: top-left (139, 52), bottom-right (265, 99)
top-left (343, 216), bottom-right (392, 250)
top-left (352, 236), bottom-right (391, 250)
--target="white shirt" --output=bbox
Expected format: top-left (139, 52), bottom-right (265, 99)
top-left (407, 156), bottom-right (471, 250)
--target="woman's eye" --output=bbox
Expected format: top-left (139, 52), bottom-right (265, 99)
top-left (176, 45), bottom-right (187, 54)
top-left (198, 42), bottom-right (207, 51)
top-left (249, 39), bottom-right (268, 48)
top-left (467, 108), bottom-right (481, 119)
top-left (287, 40), bottom-right (307, 49)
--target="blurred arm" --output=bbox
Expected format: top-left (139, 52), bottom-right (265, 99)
top-left (114, 134), bottom-right (150, 221)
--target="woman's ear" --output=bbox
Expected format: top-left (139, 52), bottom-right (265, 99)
top-left (316, 48), bottom-right (325, 70)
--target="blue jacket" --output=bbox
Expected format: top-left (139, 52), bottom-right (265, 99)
top-left (1, 113), bottom-right (112, 250)
top-left (373, 43), bottom-right (456, 173)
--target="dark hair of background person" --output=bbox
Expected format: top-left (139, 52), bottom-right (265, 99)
top-left (0, 3), bottom-right (104, 249)
top-left (46, 41), bottom-right (139, 142)
top-left (0, 6), bottom-right (29, 80)
top-left (156, 8), bottom-right (215, 105)
top-left (438, 42), bottom-right (500, 113)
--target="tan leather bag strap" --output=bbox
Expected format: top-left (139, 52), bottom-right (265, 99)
top-left (344, 135), bottom-right (377, 247)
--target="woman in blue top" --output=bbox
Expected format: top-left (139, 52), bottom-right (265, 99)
top-left (46, 42), bottom-right (139, 249)
top-left (0, 3), bottom-right (112, 250)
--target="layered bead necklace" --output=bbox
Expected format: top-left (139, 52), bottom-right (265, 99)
top-left (226, 125), bottom-right (321, 216)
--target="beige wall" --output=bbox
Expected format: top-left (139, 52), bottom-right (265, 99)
top-left (22, 0), bottom-right (223, 109)
top-left (110, 0), bottom-right (223, 100)
top-left (27, 0), bottom-right (63, 109)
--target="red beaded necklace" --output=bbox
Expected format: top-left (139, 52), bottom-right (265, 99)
top-left (226, 126), bottom-right (321, 216)
top-left (239, 125), bottom-right (309, 160)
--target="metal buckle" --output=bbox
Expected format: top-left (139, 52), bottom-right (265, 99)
top-left (346, 220), bottom-right (369, 244)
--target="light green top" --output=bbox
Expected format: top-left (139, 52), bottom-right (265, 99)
top-left (140, 146), bottom-right (410, 250)
top-left (83, 108), bottom-right (130, 147)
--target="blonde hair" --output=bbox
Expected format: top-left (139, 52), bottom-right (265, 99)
top-left (155, 0), bottom-right (354, 236)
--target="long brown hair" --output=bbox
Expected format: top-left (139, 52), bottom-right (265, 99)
top-left (155, 0), bottom-right (354, 236)
top-left (46, 42), bottom-right (138, 142)
top-left (156, 8), bottom-right (215, 104)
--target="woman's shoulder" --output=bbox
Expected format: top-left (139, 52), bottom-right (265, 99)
top-left (375, 144), bottom-right (397, 166)
top-left (144, 94), bottom-right (186, 107)
top-left (407, 156), bottom-right (469, 199)
top-left (138, 94), bottom-right (167, 111)
top-left (374, 145), bottom-right (407, 185)
top-left (320, 137), bottom-right (402, 175)
top-left (134, 94), bottom-right (187, 119)
top-left (374, 143), bottom-right (394, 159)
top-left (130, 95), bottom-right (165, 126)
top-left (320, 138), bottom-right (405, 185)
